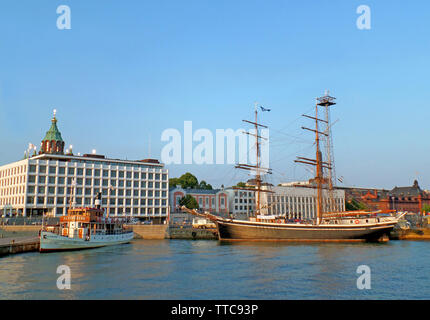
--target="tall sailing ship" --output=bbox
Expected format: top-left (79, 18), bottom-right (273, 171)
top-left (184, 92), bottom-right (405, 242)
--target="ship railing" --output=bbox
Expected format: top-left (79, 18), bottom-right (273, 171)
top-left (93, 229), bottom-right (132, 235)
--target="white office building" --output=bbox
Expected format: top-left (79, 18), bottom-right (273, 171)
top-left (224, 187), bottom-right (256, 217)
top-left (261, 185), bottom-right (345, 220)
top-left (0, 111), bottom-right (169, 222)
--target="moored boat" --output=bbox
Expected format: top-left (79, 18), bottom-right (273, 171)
top-left (39, 195), bottom-right (134, 252)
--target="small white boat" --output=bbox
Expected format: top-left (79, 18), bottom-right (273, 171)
top-left (39, 204), bottom-right (134, 252)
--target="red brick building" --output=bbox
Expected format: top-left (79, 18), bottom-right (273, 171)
top-left (340, 180), bottom-right (430, 214)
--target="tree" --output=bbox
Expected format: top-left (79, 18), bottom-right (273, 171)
top-left (179, 195), bottom-right (199, 209)
top-left (169, 172), bottom-right (214, 190)
top-left (235, 182), bottom-right (247, 188)
top-left (169, 172), bottom-right (199, 189)
top-left (198, 180), bottom-right (213, 190)
top-left (422, 204), bottom-right (430, 213)
top-left (345, 199), bottom-right (368, 211)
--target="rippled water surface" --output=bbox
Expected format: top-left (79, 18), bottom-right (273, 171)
top-left (0, 239), bottom-right (429, 299)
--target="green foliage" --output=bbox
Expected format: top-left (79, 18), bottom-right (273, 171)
top-left (235, 182), bottom-right (247, 188)
top-left (169, 172), bottom-right (212, 190)
top-left (179, 195), bottom-right (199, 209)
top-left (198, 180), bottom-right (213, 190)
top-left (422, 204), bottom-right (430, 213)
top-left (345, 199), bottom-right (369, 211)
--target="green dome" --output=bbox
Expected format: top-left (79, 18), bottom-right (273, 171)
top-left (43, 118), bottom-right (64, 142)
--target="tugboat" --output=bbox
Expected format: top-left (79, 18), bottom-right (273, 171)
top-left (39, 193), bottom-right (134, 252)
top-left (182, 93), bottom-right (406, 242)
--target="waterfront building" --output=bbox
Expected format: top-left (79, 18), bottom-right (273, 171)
top-left (169, 186), bottom-right (228, 214)
top-left (260, 184), bottom-right (346, 220)
top-left (224, 188), bottom-right (256, 217)
top-left (339, 180), bottom-right (430, 214)
top-left (0, 111), bottom-right (169, 222)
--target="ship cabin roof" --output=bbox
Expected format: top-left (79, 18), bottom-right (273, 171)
top-left (67, 207), bottom-right (104, 221)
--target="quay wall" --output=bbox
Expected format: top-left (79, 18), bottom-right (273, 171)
top-left (391, 228), bottom-right (430, 240)
top-left (131, 225), bottom-right (169, 239)
top-left (168, 227), bottom-right (218, 240)
top-left (0, 237), bottom-right (39, 256)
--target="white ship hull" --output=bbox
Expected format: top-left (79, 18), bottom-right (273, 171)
top-left (39, 231), bottom-right (134, 252)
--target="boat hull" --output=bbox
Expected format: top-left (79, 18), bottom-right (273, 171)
top-left (39, 231), bottom-right (134, 252)
top-left (216, 219), bottom-right (396, 242)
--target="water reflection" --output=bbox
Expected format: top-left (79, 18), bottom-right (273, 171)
top-left (0, 240), bottom-right (430, 299)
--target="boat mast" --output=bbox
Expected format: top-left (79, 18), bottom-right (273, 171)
top-left (317, 92), bottom-right (337, 212)
top-left (235, 103), bottom-right (272, 216)
top-left (315, 103), bottom-right (323, 224)
top-left (295, 93), bottom-right (334, 224)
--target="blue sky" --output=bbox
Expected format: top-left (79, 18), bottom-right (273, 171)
top-left (0, 0), bottom-right (429, 190)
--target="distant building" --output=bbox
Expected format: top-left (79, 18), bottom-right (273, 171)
top-left (339, 180), bottom-right (430, 214)
top-left (224, 188), bottom-right (256, 217)
top-left (169, 186), bottom-right (228, 222)
top-left (261, 184), bottom-right (345, 220)
top-left (0, 111), bottom-right (169, 222)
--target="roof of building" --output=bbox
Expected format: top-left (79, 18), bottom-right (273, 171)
top-left (43, 115), bottom-right (64, 142)
top-left (391, 180), bottom-right (423, 197)
top-left (29, 154), bottom-right (164, 167)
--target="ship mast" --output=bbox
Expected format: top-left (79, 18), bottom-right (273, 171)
top-left (318, 91), bottom-right (337, 212)
top-left (295, 92), bottom-right (335, 224)
top-left (235, 103), bottom-right (272, 216)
